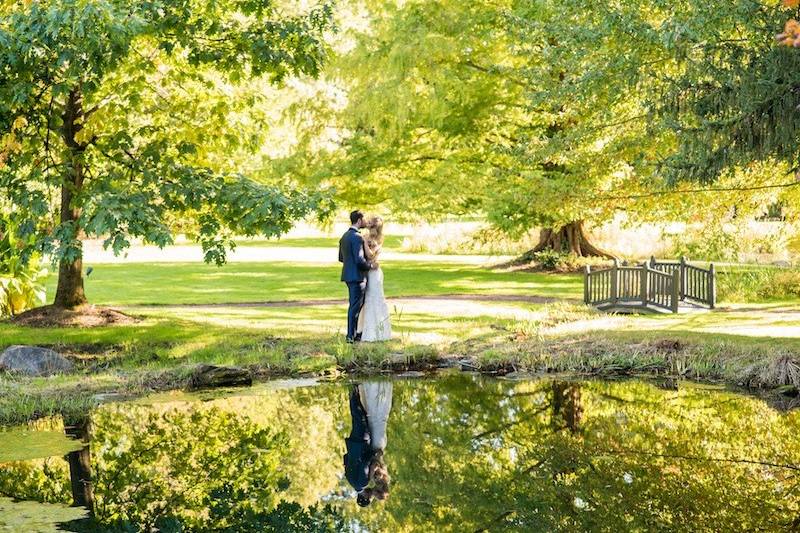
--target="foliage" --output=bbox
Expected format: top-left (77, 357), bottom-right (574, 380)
top-left (91, 405), bottom-right (288, 531)
top-left (0, 457), bottom-right (71, 504)
top-left (670, 223), bottom-right (741, 262)
top-left (0, 215), bottom-right (47, 317)
top-left (0, 256), bottom-right (47, 318)
top-left (770, 270), bottom-right (800, 298)
top-left (221, 501), bottom-right (345, 533)
top-left (517, 249), bottom-right (608, 273)
top-left (713, 266), bottom-right (800, 302)
top-left (279, 0), bottom-right (674, 235)
top-left (0, 0), bottom-right (335, 304)
top-left (651, 0), bottom-right (800, 204)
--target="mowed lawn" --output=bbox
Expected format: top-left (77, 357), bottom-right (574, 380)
top-left (44, 261), bottom-right (582, 306)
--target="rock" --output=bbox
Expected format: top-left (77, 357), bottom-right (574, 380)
top-left (0, 345), bottom-right (73, 377)
top-left (189, 364), bottom-right (252, 390)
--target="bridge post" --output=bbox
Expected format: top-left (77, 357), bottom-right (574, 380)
top-left (640, 262), bottom-right (649, 307)
top-left (611, 259), bottom-right (619, 303)
top-left (679, 256), bottom-right (687, 301)
top-left (583, 265), bottom-right (590, 304)
top-left (708, 263), bottom-right (716, 309)
top-left (671, 269), bottom-right (680, 313)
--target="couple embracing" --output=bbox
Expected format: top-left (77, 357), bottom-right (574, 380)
top-left (344, 382), bottom-right (392, 507)
top-left (339, 210), bottom-right (392, 343)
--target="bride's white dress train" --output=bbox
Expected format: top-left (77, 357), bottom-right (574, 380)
top-left (358, 382), bottom-right (393, 451)
top-left (358, 267), bottom-right (392, 342)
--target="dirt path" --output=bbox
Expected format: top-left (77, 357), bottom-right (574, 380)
top-left (129, 294), bottom-right (580, 309)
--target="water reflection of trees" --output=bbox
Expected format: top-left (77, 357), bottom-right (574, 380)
top-left (0, 391), bottom-right (346, 531)
top-left (369, 376), bottom-right (800, 532)
top-left (0, 377), bottom-right (798, 531)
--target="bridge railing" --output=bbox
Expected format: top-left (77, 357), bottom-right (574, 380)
top-left (584, 257), bottom-right (715, 313)
top-left (649, 256), bottom-right (716, 309)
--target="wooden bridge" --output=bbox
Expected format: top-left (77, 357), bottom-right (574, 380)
top-left (584, 257), bottom-right (716, 314)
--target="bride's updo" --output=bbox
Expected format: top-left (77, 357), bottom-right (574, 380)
top-left (366, 216), bottom-right (384, 247)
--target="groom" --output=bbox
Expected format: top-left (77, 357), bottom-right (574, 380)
top-left (344, 385), bottom-right (375, 507)
top-left (339, 210), bottom-right (373, 343)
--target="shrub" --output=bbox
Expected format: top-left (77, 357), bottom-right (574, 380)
top-left (763, 270), bottom-right (800, 299)
top-left (523, 250), bottom-right (609, 272)
top-left (670, 224), bottom-right (740, 262)
top-left (532, 249), bottom-right (563, 270)
top-left (717, 267), bottom-right (800, 302)
top-left (0, 217), bottom-right (47, 317)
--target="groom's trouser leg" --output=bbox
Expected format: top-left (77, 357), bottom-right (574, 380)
top-left (346, 280), bottom-right (366, 340)
top-left (348, 386), bottom-right (369, 440)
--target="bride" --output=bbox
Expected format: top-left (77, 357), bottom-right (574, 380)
top-left (357, 216), bottom-right (392, 342)
top-left (358, 381), bottom-right (392, 505)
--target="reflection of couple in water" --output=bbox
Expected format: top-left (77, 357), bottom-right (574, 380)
top-left (344, 382), bottom-right (392, 507)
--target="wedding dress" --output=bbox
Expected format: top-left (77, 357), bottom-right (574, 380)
top-left (358, 382), bottom-right (393, 451)
top-left (357, 265), bottom-right (392, 342)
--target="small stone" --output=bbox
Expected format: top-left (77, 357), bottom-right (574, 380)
top-left (189, 364), bottom-right (252, 390)
top-left (0, 345), bottom-right (73, 377)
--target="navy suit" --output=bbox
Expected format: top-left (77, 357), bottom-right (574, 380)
top-left (344, 386), bottom-right (373, 492)
top-left (339, 227), bottom-right (371, 340)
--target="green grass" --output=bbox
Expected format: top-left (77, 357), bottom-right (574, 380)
top-left (47, 261), bottom-right (582, 305)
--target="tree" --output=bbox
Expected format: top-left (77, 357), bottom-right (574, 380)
top-left (279, 0), bottom-right (684, 258)
top-left (653, 0), bottom-right (800, 193)
top-left (0, 0), bottom-right (334, 309)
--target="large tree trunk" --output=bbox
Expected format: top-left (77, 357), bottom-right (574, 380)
top-left (532, 220), bottom-right (615, 259)
top-left (64, 419), bottom-right (94, 513)
top-left (551, 382), bottom-right (583, 433)
top-left (53, 88), bottom-right (88, 309)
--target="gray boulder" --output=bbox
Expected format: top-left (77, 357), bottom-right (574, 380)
top-left (189, 364), bottom-right (252, 390)
top-left (0, 345), bottom-right (73, 377)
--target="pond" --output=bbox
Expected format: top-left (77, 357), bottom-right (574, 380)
top-left (0, 373), bottom-right (798, 532)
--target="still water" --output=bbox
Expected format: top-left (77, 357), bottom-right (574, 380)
top-left (0, 373), bottom-right (798, 532)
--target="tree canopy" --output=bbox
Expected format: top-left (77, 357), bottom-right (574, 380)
top-left (0, 0), bottom-right (334, 308)
top-left (272, 0), bottom-right (800, 255)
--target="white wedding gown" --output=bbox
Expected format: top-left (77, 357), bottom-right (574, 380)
top-left (357, 267), bottom-right (392, 342)
top-left (358, 382), bottom-right (393, 451)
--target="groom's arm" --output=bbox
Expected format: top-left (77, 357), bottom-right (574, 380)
top-left (351, 235), bottom-right (371, 271)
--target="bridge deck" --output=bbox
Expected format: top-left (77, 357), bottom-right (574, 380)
top-left (595, 300), bottom-right (711, 314)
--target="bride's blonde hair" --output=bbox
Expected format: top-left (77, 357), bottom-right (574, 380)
top-left (365, 216), bottom-right (384, 247)
top-left (371, 451), bottom-right (390, 500)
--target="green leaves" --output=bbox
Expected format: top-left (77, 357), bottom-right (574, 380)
top-left (92, 405), bottom-right (287, 530)
top-left (0, 0), bottom-right (335, 303)
top-left (0, 214), bottom-right (48, 317)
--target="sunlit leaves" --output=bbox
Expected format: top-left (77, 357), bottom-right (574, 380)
top-left (0, 0), bottom-right (335, 299)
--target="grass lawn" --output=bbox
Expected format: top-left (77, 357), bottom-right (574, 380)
top-left (1, 243), bottom-right (799, 426)
top-left (47, 261), bottom-right (582, 305)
